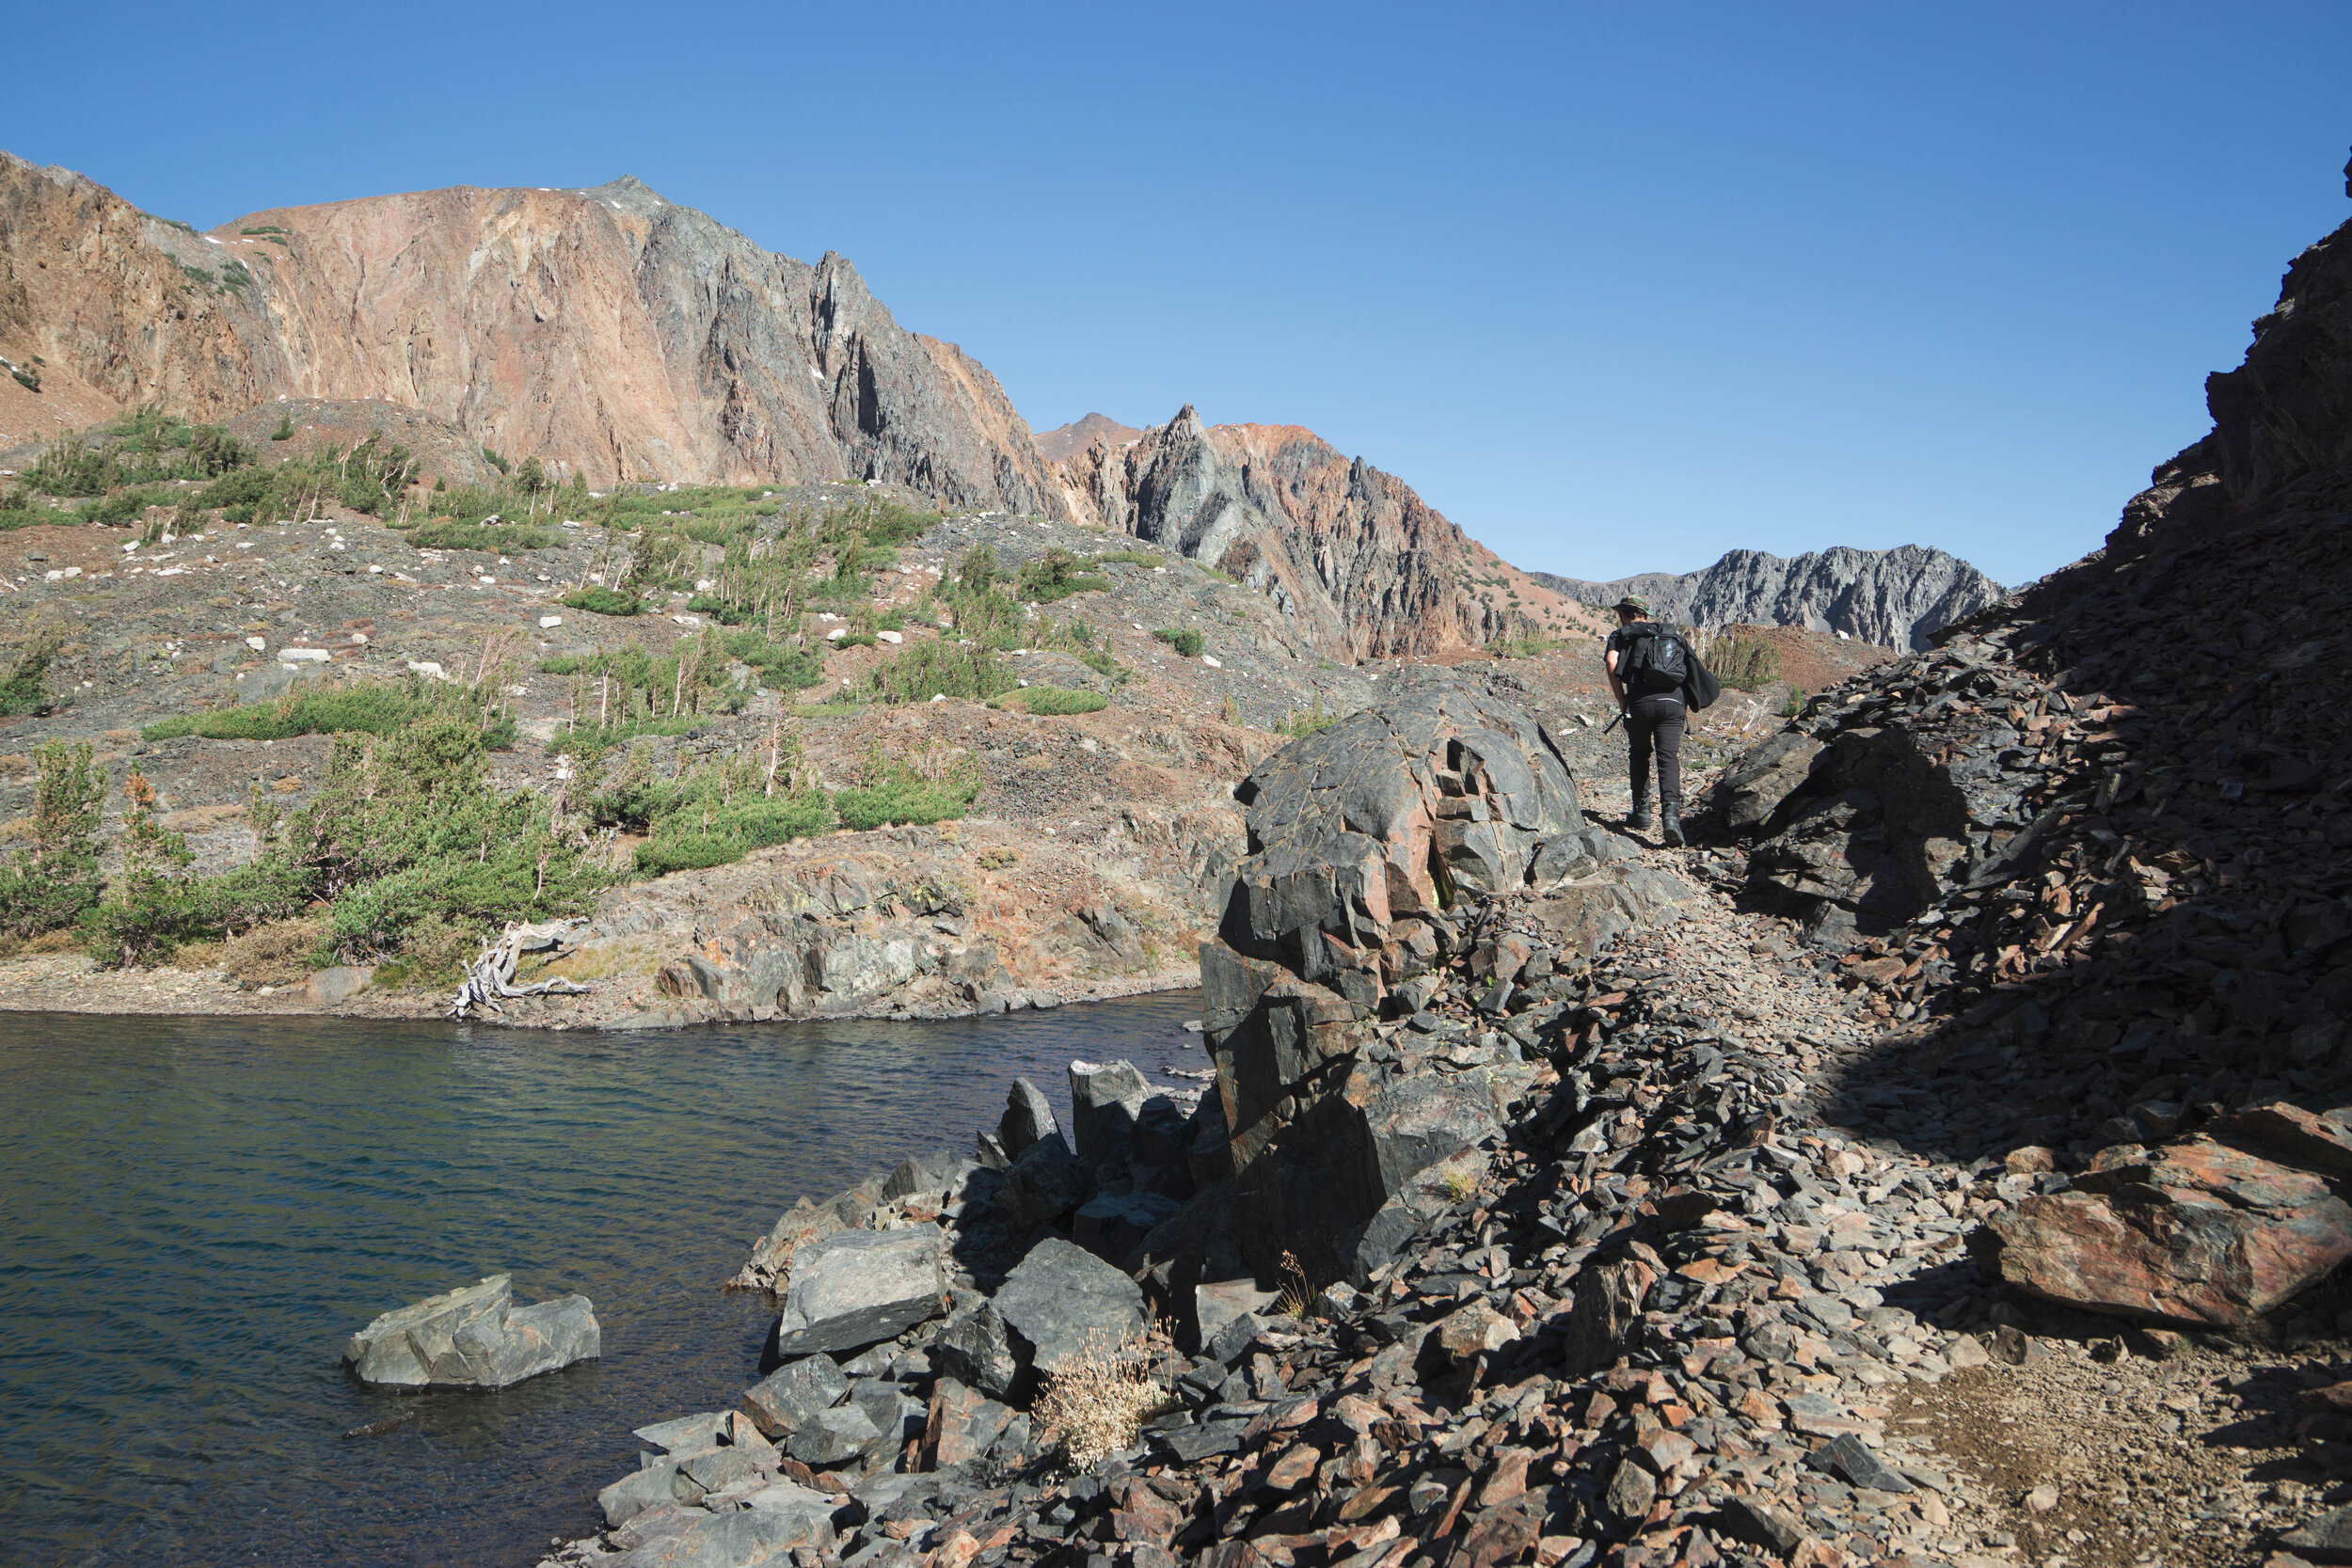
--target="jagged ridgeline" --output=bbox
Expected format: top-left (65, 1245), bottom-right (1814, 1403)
top-left (1534, 546), bottom-right (2007, 655)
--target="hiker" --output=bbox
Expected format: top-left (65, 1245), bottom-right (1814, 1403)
top-left (1603, 594), bottom-right (1717, 847)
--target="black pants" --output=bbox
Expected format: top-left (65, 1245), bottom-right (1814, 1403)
top-left (1627, 694), bottom-right (1686, 810)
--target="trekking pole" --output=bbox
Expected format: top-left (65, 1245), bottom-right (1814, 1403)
top-left (1599, 708), bottom-right (1624, 736)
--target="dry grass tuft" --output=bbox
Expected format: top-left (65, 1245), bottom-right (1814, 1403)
top-left (1031, 1322), bottom-right (1176, 1473)
top-left (1275, 1249), bottom-right (1314, 1320)
top-left (220, 917), bottom-right (326, 985)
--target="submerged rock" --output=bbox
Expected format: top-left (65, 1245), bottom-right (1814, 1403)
top-left (342, 1273), bottom-right (598, 1389)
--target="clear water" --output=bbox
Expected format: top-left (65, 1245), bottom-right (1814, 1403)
top-left (0, 994), bottom-right (1203, 1565)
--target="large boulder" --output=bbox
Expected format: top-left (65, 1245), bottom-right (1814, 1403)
top-left (770, 1226), bottom-right (947, 1359)
top-left (993, 1238), bottom-right (1148, 1373)
top-left (1221, 685), bottom-right (1581, 999)
top-left (1992, 1136), bottom-right (2352, 1327)
top-left (1232, 1054), bottom-right (1532, 1286)
top-left (343, 1274), bottom-right (598, 1389)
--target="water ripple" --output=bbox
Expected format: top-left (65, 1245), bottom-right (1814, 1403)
top-left (0, 992), bottom-right (1202, 1565)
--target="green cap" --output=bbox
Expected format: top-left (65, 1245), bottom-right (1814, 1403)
top-left (1613, 594), bottom-right (1649, 615)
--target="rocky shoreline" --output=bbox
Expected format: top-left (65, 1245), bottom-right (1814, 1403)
top-left (0, 946), bottom-right (1204, 1029)
top-left (521, 648), bottom-right (2352, 1568)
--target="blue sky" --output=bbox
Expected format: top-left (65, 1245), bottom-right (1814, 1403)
top-left (6, 2), bottom-right (2349, 586)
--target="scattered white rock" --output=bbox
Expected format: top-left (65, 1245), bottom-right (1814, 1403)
top-left (876, 629), bottom-right (903, 644)
top-left (826, 627), bottom-right (846, 641)
top-left (278, 649), bottom-right (330, 664)
top-left (539, 615), bottom-right (564, 629)
top-left (407, 660), bottom-right (450, 680)
top-left (1201, 655), bottom-right (1223, 668)
top-left (245, 636), bottom-right (267, 652)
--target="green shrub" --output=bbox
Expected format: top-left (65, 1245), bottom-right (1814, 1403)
top-left (23, 437), bottom-right (117, 497)
top-left (0, 740), bottom-right (105, 943)
top-left (140, 679), bottom-right (497, 743)
top-left (558, 714), bottom-right (714, 762)
top-left (71, 486), bottom-right (173, 527)
top-left (482, 446), bottom-right (511, 474)
top-left (0, 626), bottom-right (61, 717)
top-left (270, 412), bottom-right (294, 441)
top-left (1019, 548), bottom-right (1109, 603)
top-left (864, 641), bottom-right (1014, 704)
top-left (1279, 695), bottom-right (1345, 738)
top-left (1487, 636), bottom-right (1564, 659)
top-left (998, 686), bottom-right (1107, 716)
top-left (1695, 632), bottom-right (1781, 691)
top-left (561, 586), bottom-right (641, 616)
top-left (1152, 627), bottom-right (1204, 658)
top-left (9, 363), bottom-right (39, 392)
top-left (635, 794), bottom-right (834, 875)
top-left (1100, 549), bottom-right (1160, 567)
top-left (834, 743), bottom-right (982, 831)
top-left (192, 467), bottom-right (274, 511)
top-left (404, 518), bottom-right (560, 551)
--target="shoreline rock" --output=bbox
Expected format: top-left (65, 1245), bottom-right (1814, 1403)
top-left (343, 1274), bottom-right (599, 1390)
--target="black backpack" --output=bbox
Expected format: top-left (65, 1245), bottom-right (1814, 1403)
top-left (1622, 626), bottom-right (1724, 711)
top-left (1620, 626), bottom-right (1689, 695)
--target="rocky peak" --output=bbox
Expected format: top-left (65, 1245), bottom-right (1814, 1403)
top-left (1052, 406), bottom-right (1596, 661)
top-left (1537, 544), bottom-right (2006, 653)
top-left (1031, 411), bottom-right (1143, 462)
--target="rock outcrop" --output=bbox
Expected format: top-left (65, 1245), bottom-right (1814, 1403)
top-left (0, 152), bottom-right (1066, 509)
top-left (342, 1273), bottom-right (599, 1389)
top-left (1054, 407), bottom-right (1597, 660)
top-left (1536, 544), bottom-right (2006, 652)
top-left (1192, 686), bottom-right (1693, 1288)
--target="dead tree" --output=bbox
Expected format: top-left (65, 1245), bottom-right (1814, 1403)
top-left (450, 920), bottom-right (591, 1020)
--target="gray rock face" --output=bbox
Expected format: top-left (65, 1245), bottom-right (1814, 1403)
top-left (1185, 682), bottom-right (1692, 1287)
top-left (305, 965), bottom-right (373, 1004)
top-left (342, 1274), bottom-right (598, 1389)
top-left (787, 1402), bottom-right (887, 1467)
top-left (992, 1238), bottom-right (1147, 1373)
top-left (771, 1226), bottom-right (947, 1358)
top-left (1534, 544), bottom-right (2006, 653)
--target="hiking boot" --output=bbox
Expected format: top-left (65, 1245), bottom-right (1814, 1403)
top-left (1626, 785), bottom-right (1652, 832)
top-left (1661, 800), bottom-right (1685, 847)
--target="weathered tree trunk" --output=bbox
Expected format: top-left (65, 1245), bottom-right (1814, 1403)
top-left (450, 920), bottom-right (591, 1020)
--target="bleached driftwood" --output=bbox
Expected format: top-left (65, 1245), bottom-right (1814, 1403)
top-left (450, 920), bottom-right (591, 1019)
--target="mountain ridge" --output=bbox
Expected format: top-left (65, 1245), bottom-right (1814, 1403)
top-left (1051, 404), bottom-right (1601, 660)
top-left (1533, 543), bottom-right (2006, 651)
